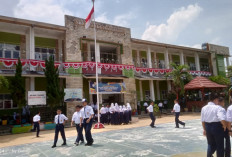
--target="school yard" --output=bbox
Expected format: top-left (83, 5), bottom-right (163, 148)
top-left (0, 113), bottom-right (209, 157)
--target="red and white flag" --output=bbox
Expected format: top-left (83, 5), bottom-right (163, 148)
top-left (85, 6), bottom-right (94, 29)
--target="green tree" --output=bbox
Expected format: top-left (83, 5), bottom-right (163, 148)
top-left (44, 56), bottom-right (64, 108)
top-left (9, 58), bottom-right (26, 108)
top-left (209, 75), bottom-right (230, 85)
top-left (166, 62), bottom-right (192, 99)
top-left (227, 65), bottom-right (232, 78)
top-left (0, 75), bottom-right (8, 89)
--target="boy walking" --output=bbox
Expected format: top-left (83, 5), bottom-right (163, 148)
top-left (52, 109), bottom-right (68, 148)
top-left (71, 105), bottom-right (84, 146)
top-left (32, 111), bottom-right (40, 137)
top-left (147, 101), bottom-right (156, 128)
top-left (172, 99), bottom-right (185, 128)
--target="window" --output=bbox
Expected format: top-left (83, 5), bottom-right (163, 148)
top-left (35, 47), bottom-right (56, 61)
top-left (4, 50), bottom-right (11, 58)
top-left (13, 51), bottom-right (19, 59)
top-left (0, 43), bottom-right (20, 59)
top-left (0, 50), bottom-right (2, 58)
top-left (0, 94), bottom-right (15, 109)
top-left (161, 90), bottom-right (168, 100)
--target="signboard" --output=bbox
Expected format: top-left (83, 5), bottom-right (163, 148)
top-left (90, 82), bottom-right (126, 94)
top-left (64, 88), bottom-right (82, 102)
top-left (216, 54), bottom-right (226, 77)
top-left (28, 91), bottom-right (46, 105)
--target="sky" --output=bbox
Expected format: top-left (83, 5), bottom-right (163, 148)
top-left (0, 0), bottom-right (232, 56)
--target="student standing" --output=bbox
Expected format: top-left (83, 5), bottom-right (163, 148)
top-left (158, 102), bottom-right (163, 114)
top-left (114, 103), bottom-right (120, 125)
top-left (201, 94), bottom-right (227, 157)
top-left (32, 111), bottom-right (40, 137)
top-left (109, 103), bottom-right (115, 125)
top-left (81, 99), bottom-right (94, 146)
top-left (123, 105), bottom-right (129, 124)
top-left (143, 102), bottom-right (148, 114)
top-left (127, 103), bottom-right (132, 122)
top-left (105, 105), bottom-right (110, 124)
top-left (147, 102), bottom-right (156, 128)
top-left (52, 109), bottom-right (68, 148)
top-left (172, 100), bottom-right (185, 128)
top-left (71, 105), bottom-right (84, 146)
top-left (100, 105), bottom-right (107, 124)
top-left (119, 105), bottom-right (124, 125)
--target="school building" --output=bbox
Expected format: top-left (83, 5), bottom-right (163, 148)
top-left (0, 15), bottom-right (230, 121)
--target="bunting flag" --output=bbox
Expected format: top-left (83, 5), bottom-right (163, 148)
top-left (85, 6), bottom-right (94, 29)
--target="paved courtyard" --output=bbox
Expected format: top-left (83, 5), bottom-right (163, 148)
top-left (0, 119), bottom-right (209, 157)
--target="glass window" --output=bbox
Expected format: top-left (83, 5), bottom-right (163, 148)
top-left (35, 53), bottom-right (41, 60)
top-left (4, 50), bottom-right (11, 58)
top-left (0, 50), bottom-right (2, 58)
top-left (48, 49), bottom-right (54, 54)
top-left (42, 53), bottom-right (48, 60)
top-left (15, 46), bottom-right (20, 51)
top-left (13, 51), bottom-right (20, 59)
top-left (0, 101), bottom-right (3, 109)
top-left (42, 48), bottom-right (47, 53)
top-left (35, 48), bottom-right (40, 53)
top-left (4, 100), bottom-right (12, 109)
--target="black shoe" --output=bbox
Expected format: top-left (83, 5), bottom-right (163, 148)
top-left (183, 124), bottom-right (185, 128)
top-left (151, 125), bottom-right (155, 128)
top-left (76, 143), bottom-right (79, 146)
top-left (51, 145), bottom-right (56, 148)
top-left (85, 143), bottom-right (92, 146)
top-left (37, 136), bottom-right (40, 137)
top-left (61, 143), bottom-right (67, 146)
top-left (175, 127), bottom-right (179, 128)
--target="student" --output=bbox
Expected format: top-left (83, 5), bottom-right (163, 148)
top-left (147, 102), bottom-right (156, 128)
top-left (158, 101), bottom-right (164, 114)
top-left (123, 105), bottom-right (129, 124)
top-left (114, 103), bottom-right (120, 125)
top-left (119, 105), bottom-right (124, 125)
top-left (100, 105), bottom-right (106, 124)
top-left (32, 111), bottom-right (40, 137)
top-left (105, 104), bottom-right (110, 124)
top-left (201, 93), bottom-right (227, 157)
top-left (71, 105), bottom-right (84, 146)
top-left (143, 102), bottom-right (148, 114)
top-left (172, 100), bottom-right (185, 128)
top-left (81, 99), bottom-right (94, 146)
top-left (52, 109), bottom-right (68, 148)
top-left (127, 103), bottom-right (132, 122)
top-left (109, 103), bottom-right (115, 125)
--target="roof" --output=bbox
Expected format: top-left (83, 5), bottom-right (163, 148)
top-left (184, 76), bottom-right (227, 90)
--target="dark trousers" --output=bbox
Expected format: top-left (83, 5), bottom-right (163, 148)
top-left (119, 112), bottom-right (123, 124)
top-left (83, 118), bottom-right (93, 144)
top-left (115, 112), bottom-right (119, 125)
top-left (100, 114), bottom-right (106, 124)
top-left (225, 129), bottom-right (231, 157)
top-left (205, 122), bottom-right (224, 157)
top-left (128, 111), bottom-right (132, 121)
top-left (110, 113), bottom-right (115, 125)
top-left (175, 112), bottom-right (185, 127)
top-left (149, 112), bottom-right (155, 126)
top-left (53, 124), bottom-right (66, 146)
top-left (33, 122), bottom-right (40, 137)
top-left (75, 124), bottom-right (84, 143)
top-left (107, 112), bottom-right (110, 124)
top-left (124, 111), bottom-right (129, 124)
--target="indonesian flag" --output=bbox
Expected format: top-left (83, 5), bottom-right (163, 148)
top-left (85, 6), bottom-right (94, 29)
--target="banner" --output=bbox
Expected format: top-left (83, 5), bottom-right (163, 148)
top-left (64, 88), bottom-right (83, 102)
top-left (90, 82), bottom-right (126, 94)
top-left (28, 91), bottom-right (46, 105)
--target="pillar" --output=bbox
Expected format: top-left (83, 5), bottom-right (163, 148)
top-left (226, 57), bottom-right (230, 67)
top-left (139, 80), bottom-right (143, 101)
top-left (58, 39), bottom-right (63, 62)
top-left (96, 43), bottom-right (101, 74)
top-left (30, 77), bottom-right (35, 91)
top-left (180, 51), bottom-right (184, 65)
top-left (167, 80), bottom-right (171, 92)
top-left (87, 42), bottom-right (91, 61)
top-left (156, 80), bottom-right (160, 100)
top-left (136, 50), bottom-right (140, 67)
top-left (149, 80), bottom-right (155, 101)
top-left (153, 52), bottom-right (157, 68)
top-left (164, 49), bottom-right (169, 69)
top-left (147, 47), bottom-right (152, 68)
top-left (195, 52), bottom-right (200, 71)
top-left (25, 78), bottom-right (30, 100)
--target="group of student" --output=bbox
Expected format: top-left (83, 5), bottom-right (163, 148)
top-left (99, 103), bottom-right (132, 125)
top-left (201, 93), bottom-right (232, 157)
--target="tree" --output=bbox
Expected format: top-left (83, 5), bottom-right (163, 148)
top-left (44, 56), bottom-right (65, 108)
top-left (0, 75), bottom-right (8, 89)
top-left (209, 75), bottom-right (230, 86)
top-left (9, 58), bottom-right (26, 108)
top-left (166, 62), bottom-right (192, 99)
top-left (227, 65), bottom-right (232, 78)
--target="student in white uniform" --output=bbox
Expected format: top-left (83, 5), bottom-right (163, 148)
top-left (32, 111), bottom-right (40, 137)
top-left (143, 102), bottom-right (148, 114)
top-left (100, 105), bottom-right (107, 124)
top-left (119, 105), bottom-right (124, 125)
top-left (105, 105), bottom-right (110, 124)
top-left (82, 99), bottom-right (94, 146)
top-left (201, 93), bottom-right (227, 157)
top-left (127, 103), bottom-right (132, 122)
top-left (158, 101), bottom-right (164, 114)
top-left (147, 102), bottom-right (155, 128)
top-left (71, 105), bottom-right (84, 146)
top-left (172, 100), bottom-right (185, 128)
top-left (114, 103), bottom-right (120, 125)
top-left (123, 105), bottom-right (129, 124)
top-left (109, 103), bottom-right (115, 125)
top-left (52, 109), bottom-right (68, 148)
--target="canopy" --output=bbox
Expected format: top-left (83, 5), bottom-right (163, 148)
top-left (184, 76), bottom-right (227, 90)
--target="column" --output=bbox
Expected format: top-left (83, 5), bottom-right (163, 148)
top-left (25, 78), bottom-right (30, 100)
top-left (195, 52), bottom-right (200, 71)
top-left (180, 51), bottom-right (184, 65)
top-left (156, 80), bottom-right (160, 100)
top-left (29, 27), bottom-right (35, 60)
top-left (147, 47), bottom-right (152, 68)
top-left (87, 42), bottom-right (91, 61)
top-left (153, 52), bottom-right (157, 68)
top-left (96, 43), bottom-right (101, 74)
top-left (167, 80), bottom-right (171, 92)
top-left (58, 39), bottom-right (63, 62)
top-left (226, 57), bottom-right (230, 67)
top-left (149, 80), bottom-right (155, 101)
top-left (164, 49), bottom-right (169, 69)
top-left (136, 50), bottom-right (140, 67)
top-left (30, 77), bottom-right (35, 91)
top-left (139, 80), bottom-right (143, 101)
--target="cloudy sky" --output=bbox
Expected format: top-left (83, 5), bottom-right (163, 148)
top-left (0, 0), bottom-right (232, 54)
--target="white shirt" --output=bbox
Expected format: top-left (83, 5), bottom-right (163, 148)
top-left (201, 102), bottom-right (226, 123)
top-left (143, 102), bottom-right (148, 107)
top-left (33, 115), bottom-right (40, 122)
top-left (72, 111), bottom-right (83, 124)
top-left (158, 103), bottom-right (163, 107)
top-left (226, 105), bottom-right (232, 122)
top-left (82, 105), bottom-right (94, 119)
top-left (54, 114), bottom-right (68, 124)
top-left (100, 107), bottom-right (106, 114)
top-left (173, 103), bottom-right (180, 112)
top-left (105, 107), bottom-right (109, 113)
top-left (147, 105), bottom-right (153, 113)
top-left (109, 107), bottom-right (115, 113)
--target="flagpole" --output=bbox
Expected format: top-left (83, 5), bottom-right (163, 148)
top-left (92, 0), bottom-right (102, 129)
